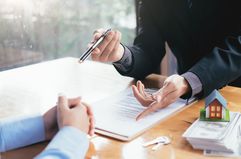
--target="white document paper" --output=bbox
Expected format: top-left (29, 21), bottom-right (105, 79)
top-left (91, 88), bottom-right (194, 141)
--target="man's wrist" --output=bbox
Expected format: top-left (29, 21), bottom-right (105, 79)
top-left (44, 126), bottom-right (58, 141)
top-left (113, 44), bottom-right (133, 73)
top-left (114, 43), bottom-right (127, 63)
top-left (180, 77), bottom-right (192, 99)
top-left (43, 108), bottom-right (58, 141)
top-left (115, 43), bottom-right (125, 62)
top-left (181, 72), bottom-right (203, 98)
top-left (183, 77), bottom-right (191, 95)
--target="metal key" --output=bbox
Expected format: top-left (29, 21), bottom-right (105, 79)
top-left (143, 136), bottom-right (170, 147)
top-left (152, 137), bottom-right (171, 151)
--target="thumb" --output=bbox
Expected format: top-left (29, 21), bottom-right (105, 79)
top-left (92, 28), bottom-right (105, 42)
top-left (58, 93), bottom-right (68, 111)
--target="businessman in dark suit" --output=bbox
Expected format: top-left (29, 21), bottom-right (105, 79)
top-left (89, 0), bottom-right (241, 120)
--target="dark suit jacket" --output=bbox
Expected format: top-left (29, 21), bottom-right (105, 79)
top-left (123, 0), bottom-right (241, 97)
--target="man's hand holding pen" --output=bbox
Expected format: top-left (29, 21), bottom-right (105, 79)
top-left (132, 75), bottom-right (191, 121)
top-left (89, 28), bottom-right (124, 63)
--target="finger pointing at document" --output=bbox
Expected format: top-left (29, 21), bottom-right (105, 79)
top-left (133, 75), bottom-right (191, 121)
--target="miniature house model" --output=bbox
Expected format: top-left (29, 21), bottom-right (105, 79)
top-left (200, 90), bottom-right (230, 122)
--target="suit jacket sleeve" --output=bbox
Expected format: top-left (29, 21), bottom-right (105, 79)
top-left (118, 1), bottom-right (166, 79)
top-left (189, 30), bottom-right (241, 97)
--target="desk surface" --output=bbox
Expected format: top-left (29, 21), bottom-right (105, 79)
top-left (0, 57), bottom-right (240, 159)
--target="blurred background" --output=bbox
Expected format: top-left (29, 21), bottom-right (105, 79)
top-left (0, 0), bottom-right (136, 71)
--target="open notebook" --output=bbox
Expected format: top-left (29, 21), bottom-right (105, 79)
top-left (91, 88), bottom-right (195, 141)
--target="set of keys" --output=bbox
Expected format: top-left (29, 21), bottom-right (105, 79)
top-left (142, 136), bottom-right (171, 151)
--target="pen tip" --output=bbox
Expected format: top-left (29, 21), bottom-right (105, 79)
top-left (78, 60), bottom-right (83, 63)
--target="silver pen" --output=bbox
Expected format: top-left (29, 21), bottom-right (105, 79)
top-left (79, 28), bottom-right (112, 63)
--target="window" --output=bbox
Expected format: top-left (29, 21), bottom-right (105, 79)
top-left (209, 104), bottom-right (222, 118)
top-left (211, 106), bottom-right (215, 111)
top-left (0, 0), bottom-right (136, 71)
top-left (210, 113), bottom-right (215, 118)
top-left (210, 105), bottom-right (217, 118)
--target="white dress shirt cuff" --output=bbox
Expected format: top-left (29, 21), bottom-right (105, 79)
top-left (182, 72), bottom-right (203, 97)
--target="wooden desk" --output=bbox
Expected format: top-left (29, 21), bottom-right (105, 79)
top-left (0, 57), bottom-right (240, 159)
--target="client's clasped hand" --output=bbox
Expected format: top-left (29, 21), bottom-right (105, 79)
top-left (44, 94), bottom-right (95, 139)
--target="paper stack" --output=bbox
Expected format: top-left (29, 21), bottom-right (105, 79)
top-left (183, 112), bottom-right (241, 156)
